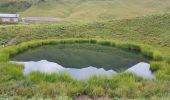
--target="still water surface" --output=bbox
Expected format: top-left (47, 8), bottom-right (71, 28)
top-left (12, 43), bottom-right (148, 71)
top-left (11, 43), bottom-right (154, 79)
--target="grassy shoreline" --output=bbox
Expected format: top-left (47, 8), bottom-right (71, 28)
top-left (0, 38), bottom-right (163, 62)
top-left (0, 38), bottom-right (170, 99)
top-left (1, 0), bottom-right (170, 99)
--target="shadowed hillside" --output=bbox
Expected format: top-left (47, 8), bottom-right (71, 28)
top-left (21, 0), bottom-right (170, 22)
top-left (0, 0), bottom-right (31, 13)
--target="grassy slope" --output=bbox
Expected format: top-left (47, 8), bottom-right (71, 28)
top-left (0, 0), bottom-right (170, 60)
top-left (0, 0), bottom-right (170, 99)
top-left (0, 0), bottom-right (31, 13)
top-left (2, 0), bottom-right (170, 21)
top-left (0, 39), bottom-right (169, 99)
top-left (19, 0), bottom-right (170, 22)
top-left (0, 13), bottom-right (170, 56)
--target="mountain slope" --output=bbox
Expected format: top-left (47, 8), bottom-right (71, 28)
top-left (20, 0), bottom-right (170, 22)
top-left (1, 13), bottom-right (170, 55)
top-left (0, 0), bottom-right (31, 13)
top-left (1, 0), bottom-right (170, 22)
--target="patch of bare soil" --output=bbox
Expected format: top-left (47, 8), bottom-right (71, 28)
top-left (6, 37), bottom-right (16, 46)
top-left (75, 95), bottom-right (112, 100)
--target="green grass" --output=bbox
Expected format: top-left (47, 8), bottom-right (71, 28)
top-left (0, 0), bottom-right (170, 99)
top-left (28, 72), bottom-right (74, 83)
top-left (150, 61), bottom-right (170, 80)
top-left (0, 38), bottom-right (169, 99)
top-left (0, 62), bottom-right (24, 84)
top-left (1, 63), bottom-right (169, 99)
top-left (0, 0), bottom-right (31, 13)
top-left (19, 0), bottom-right (170, 22)
top-left (0, 38), bottom-right (164, 62)
top-left (1, 0), bottom-right (170, 22)
top-left (1, 13), bottom-right (170, 59)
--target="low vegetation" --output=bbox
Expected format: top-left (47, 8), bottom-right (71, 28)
top-left (1, 13), bottom-right (170, 58)
top-left (0, 38), bottom-right (164, 62)
top-left (0, 0), bottom-right (170, 99)
top-left (0, 0), bottom-right (31, 13)
top-left (20, 0), bottom-right (170, 21)
top-left (0, 38), bottom-right (170, 99)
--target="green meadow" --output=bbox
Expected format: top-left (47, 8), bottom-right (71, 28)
top-left (0, 0), bottom-right (170, 99)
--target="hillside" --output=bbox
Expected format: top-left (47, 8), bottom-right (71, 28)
top-left (1, 0), bottom-right (170, 22)
top-left (0, 0), bottom-right (170, 99)
top-left (1, 0), bottom-right (170, 56)
top-left (0, 13), bottom-right (170, 57)
top-left (22, 0), bottom-right (170, 22)
top-left (0, 0), bottom-right (31, 13)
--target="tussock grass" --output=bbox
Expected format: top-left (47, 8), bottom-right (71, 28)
top-left (140, 45), bottom-right (163, 61)
top-left (0, 52), bottom-right (9, 62)
top-left (0, 38), bottom-right (166, 80)
top-left (0, 38), bottom-right (164, 62)
top-left (35, 82), bottom-right (84, 97)
top-left (0, 65), bottom-right (169, 99)
top-left (98, 40), bottom-right (112, 46)
top-left (0, 38), bottom-right (169, 99)
top-left (151, 61), bottom-right (170, 80)
top-left (28, 72), bottom-right (74, 83)
top-left (115, 42), bottom-right (141, 52)
top-left (150, 61), bottom-right (164, 72)
top-left (0, 62), bottom-right (24, 81)
top-left (0, 0), bottom-right (31, 13)
top-left (16, 0), bottom-right (170, 22)
top-left (0, 0), bottom-right (170, 98)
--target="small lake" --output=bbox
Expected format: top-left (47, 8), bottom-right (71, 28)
top-left (11, 43), bottom-right (154, 79)
top-left (12, 43), bottom-right (148, 71)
